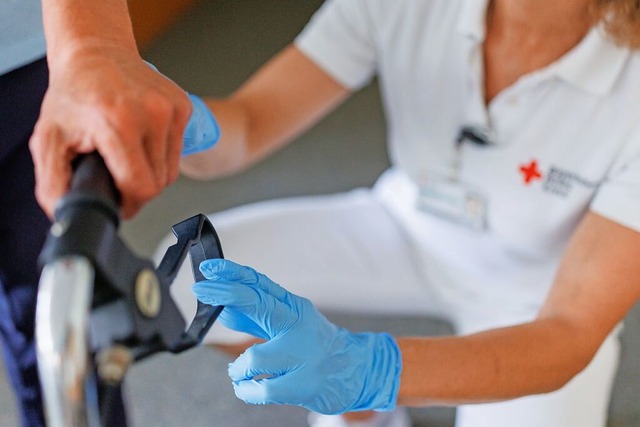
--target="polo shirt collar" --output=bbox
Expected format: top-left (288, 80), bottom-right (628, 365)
top-left (455, 0), bottom-right (630, 97)
top-left (552, 26), bottom-right (630, 97)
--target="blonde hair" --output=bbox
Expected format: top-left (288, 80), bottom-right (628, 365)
top-left (590, 0), bottom-right (640, 48)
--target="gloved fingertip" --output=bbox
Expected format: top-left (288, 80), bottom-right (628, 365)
top-left (227, 359), bottom-right (244, 382)
top-left (182, 93), bottom-right (220, 157)
top-left (191, 281), bottom-right (221, 305)
top-left (201, 258), bottom-right (264, 285)
top-left (197, 295), bottom-right (215, 306)
top-left (199, 258), bottom-right (226, 278)
top-left (228, 346), bottom-right (260, 382)
top-left (191, 280), bottom-right (209, 292)
top-left (233, 379), bottom-right (268, 406)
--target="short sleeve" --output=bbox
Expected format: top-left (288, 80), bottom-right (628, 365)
top-left (590, 132), bottom-right (640, 232)
top-left (294, 0), bottom-right (378, 90)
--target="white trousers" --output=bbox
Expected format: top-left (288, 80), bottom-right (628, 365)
top-left (156, 174), bottom-right (620, 427)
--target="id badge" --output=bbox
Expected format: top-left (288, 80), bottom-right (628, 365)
top-left (416, 174), bottom-right (488, 231)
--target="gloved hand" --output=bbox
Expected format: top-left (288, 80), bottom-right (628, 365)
top-left (182, 93), bottom-right (220, 156)
top-left (145, 62), bottom-right (220, 156)
top-left (193, 259), bottom-right (402, 415)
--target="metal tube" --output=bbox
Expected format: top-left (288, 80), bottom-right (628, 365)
top-left (36, 256), bottom-right (101, 427)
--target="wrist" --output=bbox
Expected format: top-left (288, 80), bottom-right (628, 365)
top-left (49, 40), bottom-right (140, 76)
top-left (43, 0), bottom-right (138, 71)
top-left (182, 94), bottom-right (221, 156)
top-left (349, 332), bottom-right (402, 412)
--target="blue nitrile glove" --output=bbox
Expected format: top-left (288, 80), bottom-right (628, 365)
top-left (182, 93), bottom-right (220, 156)
top-left (192, 259), bottom-right (402, 415)
top-left (145, 62), bottom-right (220, 156)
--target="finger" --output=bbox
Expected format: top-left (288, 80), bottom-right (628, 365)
top-left (192, 279), bottom-right (293, 335)
top-left (192, 278), bottom-right (270, 309)
top-left (121, 198), bottom-right (145, 219)
top-left (232, 375), bottom-right (301, 408)
top-left (228, 342), bottom-right (297, 382)
top-left (217, 308), bottom-right (270, 341)
top-left (166, 93), bottom-right (191, 184)
top-left (199, 259), bottom-right (289, 301)
top-left (96, 119), bottom-right (156, 218)
top-left (199, 259), bottom-right (260, 283)
top-left (141, 93), bottom-right (174, 189)
top-left (29, 125), bottom-right (74, 218)
top-left (142, 132), bottom-right (168, 192)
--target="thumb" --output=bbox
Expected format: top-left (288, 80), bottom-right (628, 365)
top-left (230, 343), bottom-right (308, 408)
top-left (233, 375), bottom-right (300, 408)
top-left (228, 341), bottom-right (300, 382)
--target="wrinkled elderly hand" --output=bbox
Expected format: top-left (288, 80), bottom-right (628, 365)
top-left (193, 259), bottom-right (402, 415)
top-left (30, 43), bottom-right (192, 218)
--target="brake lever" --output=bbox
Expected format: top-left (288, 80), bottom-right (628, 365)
top-left (156, 214), bottom-right (224, 353)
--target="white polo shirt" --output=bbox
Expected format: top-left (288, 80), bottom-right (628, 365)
top-left (295, 0), bottom-right (640, 308)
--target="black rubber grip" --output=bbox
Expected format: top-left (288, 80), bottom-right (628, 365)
top-left (54, 152), bottom-right (120, 224)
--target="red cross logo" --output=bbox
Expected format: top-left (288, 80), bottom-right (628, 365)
top-left (519, 160), bottom-right (543, 185)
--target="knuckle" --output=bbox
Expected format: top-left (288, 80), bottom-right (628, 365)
top-left (145, 93), bottom-right (174, 120)
top-left (139, 91), bottom-right (178, 121)
top-left (105, 105), bottom-right (135, 130)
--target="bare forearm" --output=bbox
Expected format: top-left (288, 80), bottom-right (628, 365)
top-left (399, 213), bottom-right (640, 407)
top-left (180, 45), bottom-right (351, 180)
top-left (397, 317), bottom-right (598, 406)
top-left (180, 95), bottom-right (336, 179)
top-left (42, 0), bottom-right (138, 70)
